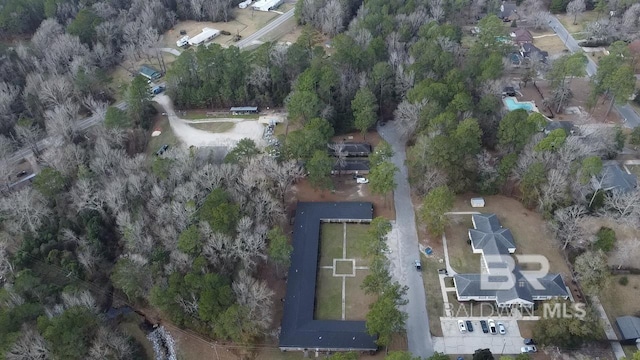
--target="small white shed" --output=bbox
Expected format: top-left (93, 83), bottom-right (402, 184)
top-left (470, 197), bottom-right (485, 208)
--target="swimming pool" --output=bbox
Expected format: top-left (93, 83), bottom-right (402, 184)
top-left (503, 97), bottom-right (534, 112)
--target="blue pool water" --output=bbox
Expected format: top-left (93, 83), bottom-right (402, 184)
top-left (504, 97), bottom-right (534, 111)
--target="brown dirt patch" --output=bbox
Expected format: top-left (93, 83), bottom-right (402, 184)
top-left (345, 270), bottom-right (374, 321)
top-left (162, 9), bottom-right (279, 49)
top-left (518, 79), bottom-right (622, 125)
top-left (289, 177), bottom-right (395, 220)
top-left (534, 34), bottom-right (570, 56)
top-left (452, 195), bottom-right (572, 278)
top-left (581, 216), bottom-right (640, 243)
top-left (278, 24), bottom-right (303, 44)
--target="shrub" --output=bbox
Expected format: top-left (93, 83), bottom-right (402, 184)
top-left (594, 227), bottom-right (616, 252)
top-left (619, 276), bottom-right (629, 286)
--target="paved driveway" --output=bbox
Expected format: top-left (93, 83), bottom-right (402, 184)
top-left (434, 318), bottom-right (524, 355)
top-left (548, 16), bottom-right (640, 128)
top-left (378, 123), bottom-right (434, 358)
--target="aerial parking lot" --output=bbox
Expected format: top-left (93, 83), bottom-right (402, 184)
top-left (436, 318), bottom-right (523, 355)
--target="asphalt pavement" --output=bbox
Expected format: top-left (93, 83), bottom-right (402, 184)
top-left (236, 8), bottom-right (295, 49)
top-left (378, 122), bottom-right (434, 358)
top-left (548, 16), bottom-right (640, 128)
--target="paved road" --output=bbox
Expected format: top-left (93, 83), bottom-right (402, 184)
top-left (158, 47), bottom-right (182, 56)
top-left (378, 122), bottom-right (434, 358)
top-left (236, 8), bottom-right (295, 48)
top-left (7, 101), bottom-right (127, 165)
top-left (548, 16), bottom-right (640, 128)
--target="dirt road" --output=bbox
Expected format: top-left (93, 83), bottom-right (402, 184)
top-left (154, 95), bottom-right (265, 148)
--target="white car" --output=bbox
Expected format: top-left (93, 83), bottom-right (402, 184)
top-left (488, 319), bottom-right (497, 335)
top-left (521, 345), bottom-right (537, 353)
top-left (498, 322), bottom-right (506, 335)
top-left (356, 177), bottom-right (369, 184)
top-left (457, 320), bottom-right (467, 333)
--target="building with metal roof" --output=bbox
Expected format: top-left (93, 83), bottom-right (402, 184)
top-left (139, 65), bottom-right (161, 81)
top-left (328, 143), bottom-right (372, 157)
top-left (616, 316), bottom-right (640, 345)
top-left (230, 106), bottom-right (259, 114)
top-left (279, 202), bottom-right (377, 353)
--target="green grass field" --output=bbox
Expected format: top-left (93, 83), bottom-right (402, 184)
top-left (314, 269), bottom-right (342, 320)
top-left (188, 122), bottom-right (234, 133)
top-left (147, 115), bottom-right (179, 157)
top-left (346, 224), bottom-right (370, 266)
top-left (319, 223), bottom-right (344, 266)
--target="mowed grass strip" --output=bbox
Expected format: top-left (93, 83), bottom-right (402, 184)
top-left (188, 122), bottom-right (234, 133)
top-left (346, 223), bottom-right (370, 266)
top-left (314, 269), bottom-right (343, 320)
top-left (445, 215), bottom-right (482, 274)
top-left (147, 115), bottom-right (179, 157)
top-left (345, 269), bottom-right (374, 321)
top-left (319, 223), bottom-right (344, 266)
top-left (335, 260), bottom-right (354, 275)
top-left (420, 256), bottom-right (444, 337)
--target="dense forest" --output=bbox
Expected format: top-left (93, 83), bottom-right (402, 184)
top-left (2, 0), bottom-right (640, 357)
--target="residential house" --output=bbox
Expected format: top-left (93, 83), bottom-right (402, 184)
top-left (331, 159), bottom-right (370, 175)
top-left (139, 65), bottom-right (162, 81)
top-left (499, 2), bottom-right (517, 20)
top-left (520, 43), bottom-right (548, 63)
top-left (328, 143), bottom-right (372, 157)
top-left (511, 29), bottom-right (533, 46)
top-left (544, 121), bottom-right (576, 136)
top-left (229, 106), bottom-right (259, 115)
top-left (592, 164), bottom-right (638, 194)
top-left (616, 316), bottom-right (640, 345)
top-left (453, 214), bottom-right (569, 308)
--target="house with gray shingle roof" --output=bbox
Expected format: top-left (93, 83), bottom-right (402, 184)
top-left (454, 213), bottom-right (569, 308)
top-left (616, 316), bottom-right (640, 345)
top-left (592, 164), bottom-right (637, 194)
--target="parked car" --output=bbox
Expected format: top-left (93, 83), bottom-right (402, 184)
top-left (523, 338), bottom-right (536, 345)
top-left (156, 144), bottom-right (169, 156)
top-left (488, 319), bottom-right (497, 335)
top-left (465, 320), bottom-right (473, 332)
top-left (150, 85), bottom-right (165, 95)
top-left (356, 177), bottom-right (369, 184)
top-left (437, 268), bottom-right (448, 275)
top-left (16, 170), bottom-right (28, 178)
top-left (521, 345), bottom-right (537, 353)
top-left (498, 322), bottom-right (506, 335)
top-left (480, 320), bottom-right (489, 333)
top-left (414, 260), bottom-right (421, 271)
top-left (457, 320), bottom-right (466, 333)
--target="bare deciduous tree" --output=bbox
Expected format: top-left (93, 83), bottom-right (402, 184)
top-left (0, 188), bottom-right (52, 234)
top-left (6, 326), bottom-right (51, 360)
top-left (88, 327), bottom-right (133, 360)
top-left (394, 99), bottom-right (425, 140)
top-left (232, 270), bottom-right (275, 331)
top-left (551, 205), bottom-right (587, 249)
top-left (601, 189), bottom-right (640, 224)
top-left (567, 0), bottom-right (586, 25)
top-left (319, 0), bottom-right (345, 35)
top-left (611, 238), bottom-right (640, 269)
top-left (531, 11), bottom-right (551, 30)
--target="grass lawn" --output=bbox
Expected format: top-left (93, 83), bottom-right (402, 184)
top-left (557, 11), bottom-right (600, 34)
top-left (314, 268), bottom-right (342, 320)
top-left (517, 320), bottom-right (536, 339)
top-left (183, 112), bottom-right (259, 120)
top-left (444, 215), bottom-right (482, 274)
top-left (534, 34), bottom-right (570, 55)
top-left (188, 122), bottom-right (234, 133)
top-left (453, 195), bottom-right (571, 278)
top-left (420, 255), bottom-right (444, 337)
top-left (335, 260), bottom-right (354, 275)
top-left (600, 275), bottom-right (640, 358)
top-left (345, 270), bottom-right (374, 321)
top-left (147, 114), bottom-right (179, 157)
top-left (319, 223), bottom-right (344, 266)
top-left (118, 313), bottom-right (156, 360)
top-left (346, 223), bottom-right (370, 266)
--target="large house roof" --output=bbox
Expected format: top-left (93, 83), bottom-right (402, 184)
top-left (499, 2), bottom-right (517, 18)
top-left (512, 29), bottom-right (533, 44)
top-left (332, 159), bottom-right (370, 172)
top-left (470, 214), bottom-right (516, 255)
top-left (456, 214), bottom-right (568, 305)
top-left (595, 164), bottom-right (637, 193)
top-left (616, 316), bottom-right (640, 341)
top-left (279, 202), bottom-right (377, 351)
top-left (328, 143), bottom-right (372, 157)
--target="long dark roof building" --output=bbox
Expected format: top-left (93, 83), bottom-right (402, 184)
top-left (616, 316), bottom-right (640, 345)
top-left (279, 202), bottom-right (377, 352)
